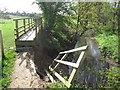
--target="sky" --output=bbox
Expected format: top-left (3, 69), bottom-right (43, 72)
top-left (0, 0), bottom-right (41, 13)
top-left (0, 0), bottom-right (118, 13)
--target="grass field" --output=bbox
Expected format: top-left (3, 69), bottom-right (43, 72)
top-left (1, 19), bottom-right (15, 50)
top-left (0, 15), bottom-right (26, 50)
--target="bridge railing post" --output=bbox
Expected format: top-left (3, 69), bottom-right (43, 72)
top-left (15, 20), bottom-right (19, 39)
top-left (40, 17), bottom-right (42, 31)
top-left (34, 18), bottom-right (37, 37)
top-left (28, 18), bottom-right (30, 31)
top-left (23, 19), bottom-right (26, 32)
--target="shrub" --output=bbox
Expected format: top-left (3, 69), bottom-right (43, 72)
top-left (96, 33), bottom-right (118, 63)
top-left (98, 68), bottom-right (120, 88)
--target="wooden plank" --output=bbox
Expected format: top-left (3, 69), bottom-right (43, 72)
top-left (49, 54), bottom-right (61, 69)
top-left (23, 19), bottom-right (26, 32)
top-left (59, 45), bottom-right (88, 54)
top-left (68, 68), bottom-right (77, 83)
top-left (45, 69), bottom-right (56, 83)
top-left (61, 53), bottom-right (68, 60)
top-left (16, 25), bottom-right (24, 29)
top-left (49, 67), bottom-right (71, 88)
top-left (15, 20), bottom-right (19, 38)
top-left (68, 51), bottom-right (86, 83)
top-left (53, 54), bottom-right (68, 70)
top-left (54, 51), bottom-right (85, 68)
top-left (18, 29), bottom-right (25, 33)
top-left (13, 17), bottom-right (31, 21)
top-left (19, 30), bottom-right (36, 41)
top-left (15, 40), bottom-right (35, 46)
top-left (76, 51), bottom-right (85, 67)
top-left (17, 26), bottom-right (35, 40)
top-left (54, 59), bottom-right (77, 68)
top-left (28, 19), bottom-right (30, 31)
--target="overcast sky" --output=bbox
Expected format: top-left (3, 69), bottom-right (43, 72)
top-left (0, 0), bottom-right (118, 13)
top-left (0, 0), bottom-right (41, 13)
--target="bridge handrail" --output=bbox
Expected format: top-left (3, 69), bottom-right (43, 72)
top-left (13, 17), bottom-right (33, 21)
top-left (13, 17), bottom-right (42, 39)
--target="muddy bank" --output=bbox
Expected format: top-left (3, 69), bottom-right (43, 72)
top-left (9, 52), bottom-right (47, 88)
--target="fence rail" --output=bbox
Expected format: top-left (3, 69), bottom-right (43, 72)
top-left (13, 17), bottom-right (42, 40)
top-left (45, 45), bottom-right (88, 88)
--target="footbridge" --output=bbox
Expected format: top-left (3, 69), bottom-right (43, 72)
top-left (13, 17), bottom-right (42, 49)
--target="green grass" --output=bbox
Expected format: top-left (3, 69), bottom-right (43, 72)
top-left (96, 33), bottom-right (118, 63)
top-left (0, 49), bottom-right (16, 89)
top-left (47, 81), bottom-right (89, 89)
top-left (0, 15), bottom-right (27, 50)
top-left (0, 15), bottom-right (26, 89)
top-left (0, 19), bottom-right (15, 50)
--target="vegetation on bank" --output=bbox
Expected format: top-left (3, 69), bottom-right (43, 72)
top-left (96, 33), bottom-right (118, 63)
top-left (0, 49), bottom-right (16, 89)
top-left (0, 15), bottom-right (27, 89)
top-left (35, 1), bottom-right (119, 88)
top-left (1, 19), bottom-right (15, 50)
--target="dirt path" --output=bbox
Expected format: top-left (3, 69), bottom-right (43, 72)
top-left (9, 52), bottom-right (47, 88)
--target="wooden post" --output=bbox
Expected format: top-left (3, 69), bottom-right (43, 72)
top-left (0, 30), bottom-right (4, 60)
top-left (15, 20), bottom-right (18, 39)
top-left (28, 19), bottom-right (30, 31)
top-left (23, 19), bottom-right (26, 32)
top-left (35, 18), bottom-right (37, 36)
top-left (40, 17), bottom-right (42, 31)
top-left (31, 18), bottom-right (33, 28)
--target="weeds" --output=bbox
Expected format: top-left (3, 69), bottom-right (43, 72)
top-left (0, 49), bottom-right (16, 89)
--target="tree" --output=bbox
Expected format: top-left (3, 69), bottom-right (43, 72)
top-left (35, 1), bottom-right (71, 34)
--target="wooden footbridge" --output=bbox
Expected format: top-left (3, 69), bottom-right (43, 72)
top-left (13, 17), bottom-right (42, 50)
top-left (13, 17), bottom-right (88, 88)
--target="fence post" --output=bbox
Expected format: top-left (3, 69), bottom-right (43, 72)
top-left (34, 18), bottom-right (37, 36)
top-left (40, 17), bottom-right (43, 31)
top-left (15, 20), bottom-right (18, 39)
top-left (28, 18), bottom-right (30, 31)
top-left (23, 19), bottom-right (26, 32)
top-left (0, 30), bottom-right (4, 60)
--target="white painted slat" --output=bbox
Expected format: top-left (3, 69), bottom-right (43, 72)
top-left (53, 54), bottom-right (68, 70)
top-left (68, 68), bottom-right (77, 83)
top-left (54, 59), bottom-right (77, 68)
top-left (49, 67), bottom-right (71, 88)
top-left (59, 45), bottom-right (88, 54)
top-left (45, 69), bottom-right (56, 83)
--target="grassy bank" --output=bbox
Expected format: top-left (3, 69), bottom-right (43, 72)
top-left (0, 49), bottom-right (16, 89)
top-left (0, 15), bottom-right (24, 89)
top-left (1, 15), bottom-right (25, 50)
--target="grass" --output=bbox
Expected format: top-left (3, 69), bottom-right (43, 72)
top-left (47, 81), bottom-right (89, 89)
top-left (0, 14), bottom-right (27, 89)
top-left (0, 15), bottom-right (27, 50)
top-left (0, 49), bottom-right (16, 89)
top-left (0, 19), bottom-right (15, 50)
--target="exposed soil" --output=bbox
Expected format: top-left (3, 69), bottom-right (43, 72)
top-left (9, 52), bottom-right (48, 88)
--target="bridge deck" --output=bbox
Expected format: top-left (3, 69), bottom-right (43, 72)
top-left (14, 17), bottom-right (42, 50)
top-left (18, 29), bottom-right (36, 41)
